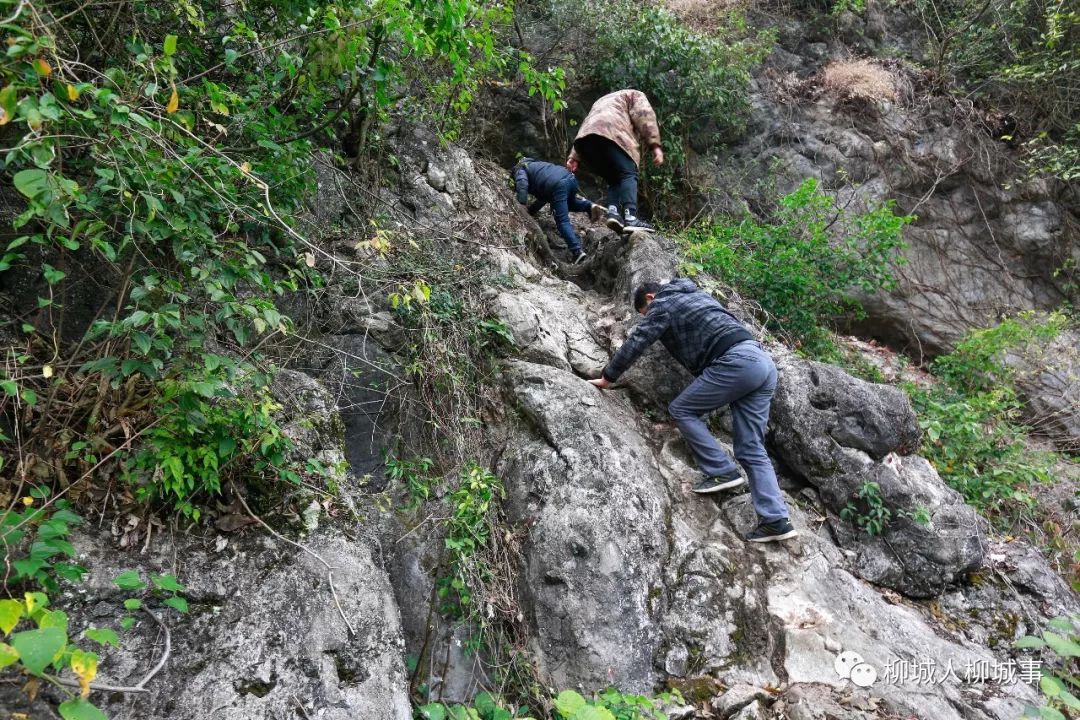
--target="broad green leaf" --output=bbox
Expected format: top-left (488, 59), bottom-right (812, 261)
top-left (0, 642), bottom-right (17, 669)
top-left (1038, 707), bottom-right (1066, 720)
top-left (1059, 689), bottom-right (1080, 710)
top-left (84, 627), bottom-right (119, 648)
top-left (1042, 674), bottom-right (1065, 697)
top-left (58, 698), bottom-right (108, 720)
top-left (123, 598), bottom-right (142, 611)
top-left (574, 708), bottom-right (616, 720)
top-left (492, 710), bottom-right (512, 720)
top-left (553, 690), bottom-right (587, 715)
top-left (419, 705), bottom-right (447, 720)
top-left (37, 609), bottom-right (69, 634)
top-left (53, 563), bottom-right (87, 582)
top-left (51, 509), bottom-right (82, 525)
top-left (151, 574), bottom-right (186, 592)
top-left (24, 592), bottom-right (48, 615)
top-left (1015, 635), bottom-right (1046, 648)
top-left (1044, 632), bottom-right (1080, 657)
top-left (10, 626), bottom-right (65, 674)
top-left (13, 168), bottom-right (48, 199)
top-left (474, 692), bottom-right (496, 714)
top-left (42, 263), bottom-right (66, 285)
top-left (0, 599), bottom-right (22, 634)
top-left (0, 84), bottom-right (15, 126)
top-left (164, 34), bottom-right (178, 56)
top-left (1047, 617), bottom-right (1076, 633)
top-left (164, 596), bottom-right (188, 613)
top-left (114, 570), bottom-right (146, 591)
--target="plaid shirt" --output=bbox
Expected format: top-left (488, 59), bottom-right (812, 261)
top-left (602, 279), bottom-right (753, 382)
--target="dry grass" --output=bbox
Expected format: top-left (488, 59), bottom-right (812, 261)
top-left (821, 59), bottom-right (898, 102)
top-left (663, 0), bottom-right (746, 32)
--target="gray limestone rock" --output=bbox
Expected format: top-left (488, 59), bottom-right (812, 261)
top-left (44, 531), bottom-right (411, 720)
top-left (770, 353), bottom-right (986, 596)
top-left (498, 360), bottom-right (670, 692)
top-left (492, 278), bottom-right (608, 376)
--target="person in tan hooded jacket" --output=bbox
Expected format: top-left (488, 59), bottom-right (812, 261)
top-left (566, 89), bottom-right (664, 232)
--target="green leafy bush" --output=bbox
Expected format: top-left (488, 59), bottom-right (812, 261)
top-left (547, 0), bottom-right (772, 213)
top-left (932, 311), bottom-right (1069, 394)
top-left (839, 480), bottom-right (931, 536)
top-left (0, 591), bottom-right (111, 720)
top-left (1016, 614), bottom-right (1080, 719)
top-left (589, 1), bottom-right (771, 143)
top-left (905, 313), bottom-right (1064, 513)
top-left (915, 0), bottom-right (1079, 179)
top-left (0, 0), bottom-right (558, 513)
top-left (682, 178), bottom-right (911, 354)
top-left (437, 464), bottom-right (505, 620)
top-left (910, 385), bottom-right (1050, 510)
top-left (122, 367), bottom-right (295, 519)
top-left (553, 688), bottom-right (681, 720)
top-left (387, 455), bottom-right (437, 509)
top-left (418, 690), bottom-right (533, 720)
top-left (0, 491), bottom-right (86, 593)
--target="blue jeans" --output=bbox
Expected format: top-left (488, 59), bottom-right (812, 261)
top-left (668, 340), bottom-right (789, 522)
top-left (549, 175), bottom-right (593, 253)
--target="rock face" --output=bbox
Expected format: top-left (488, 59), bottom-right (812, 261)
top-left (770, 355), bottom-right (987, 597)
top-left (1010, 326), bottom-right (1080, 451)
top-left (56, 531), bottom-right (411, 720)
top-left (693, 13), bottom-right (1080, 361)
top-left (492, 279), bottom-right (608, 376)
top-left (453, 175), bottom-right (1067, 717)
top-left (499, 360), bottom-right (670, 692)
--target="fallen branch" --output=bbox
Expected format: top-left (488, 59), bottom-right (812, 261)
top-left (56, 608), bottom-right (170, 695)
top-left (229, 481), bottom-right (357, 638)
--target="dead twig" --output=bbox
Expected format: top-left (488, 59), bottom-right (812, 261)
top-left (229, 481), bottom-right (357, 638)
top-left (55, 608), bottom-right (170, 694)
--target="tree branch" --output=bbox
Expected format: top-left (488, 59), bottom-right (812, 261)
top-left (55, 608), bottom-right (171, 695)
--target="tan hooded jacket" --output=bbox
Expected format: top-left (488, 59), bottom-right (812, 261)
top-left (568, 89), bottom-right (662, 168)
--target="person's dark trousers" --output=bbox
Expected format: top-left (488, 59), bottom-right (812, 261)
top-left (574, 135), bottom-right (639, 215)
top-left (667, 340), bottom-right (790, 522)
top-left (549, 175), bottom-right (592, 253)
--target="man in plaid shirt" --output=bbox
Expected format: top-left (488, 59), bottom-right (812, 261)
top-left (590, 278), bottom-right (797, 543)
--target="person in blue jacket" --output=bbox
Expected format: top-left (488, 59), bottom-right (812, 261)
top-left (589, 279), bottom-right (797, 543)
top-left (512, 157), bottom-right (604, 264)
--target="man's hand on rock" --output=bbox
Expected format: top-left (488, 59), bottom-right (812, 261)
top-left (589, 377), bottom-right (611, 390)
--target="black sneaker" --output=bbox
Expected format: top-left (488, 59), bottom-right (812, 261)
top-left (571, 249), bottom-right (588, 265)
top-left (692, 473), bottom-right (745, 494)
top-left (604, 207), bottom-right (624, 233)
top-left (622, 213), bottom-right (655, 233)
top-left (745, 518), bottom-right (798, 543)
top-left (589, 203), bottom-right (606, 223)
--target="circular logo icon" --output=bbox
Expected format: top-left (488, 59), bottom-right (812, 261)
top-left (850, 662), bottom-right (878, 687)
top-left (833, 650), bottom-right (864, 680)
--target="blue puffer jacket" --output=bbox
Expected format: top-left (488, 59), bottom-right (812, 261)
top-left (603, 279), bottom-right (753, 381)
top-left (512, 157), bottom-right (572, 203)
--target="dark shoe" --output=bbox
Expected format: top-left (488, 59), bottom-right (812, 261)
top-left (571, 249), bottom-right (588, 265)
top-left (604, 207), bottom-right (624, 233)
top-left (589, 203), bottom-right (606, 223)
top-left (745, 518), bottom-right (798, 543)
top-left (692, 473), bottom-right (745, 494)
top-left (622, 213), bottom-right (655, 233)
